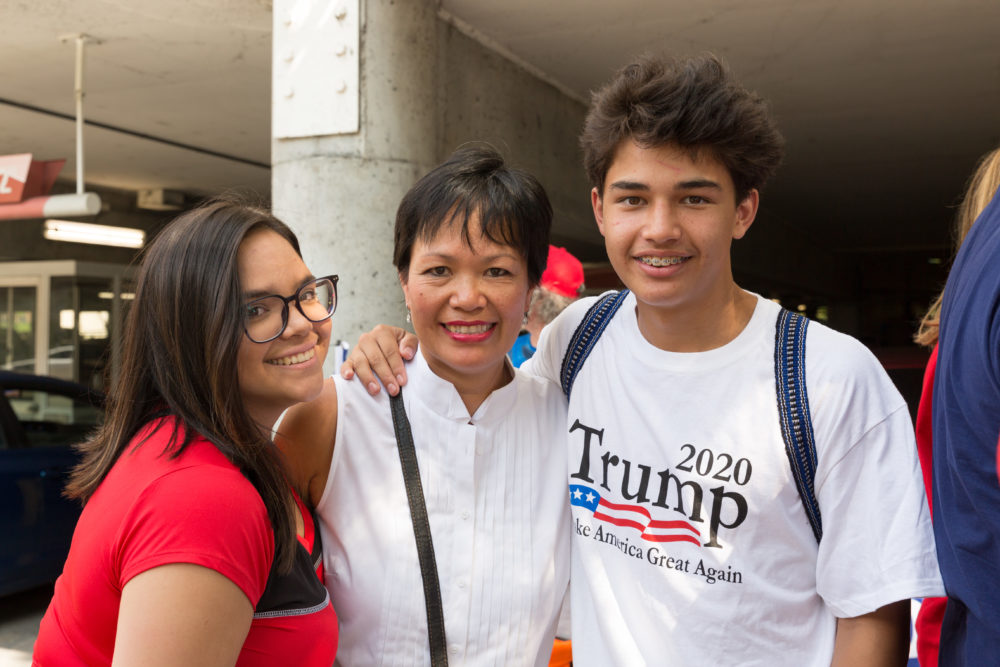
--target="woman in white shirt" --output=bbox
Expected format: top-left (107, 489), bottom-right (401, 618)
top-left (277, 145), bottom-right (570, 667)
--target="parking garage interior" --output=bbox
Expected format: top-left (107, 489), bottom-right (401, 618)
top-left (1, 0), bottom-right (998, 407)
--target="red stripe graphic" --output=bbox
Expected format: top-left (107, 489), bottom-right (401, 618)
top-left (594, 497), bottom-right (702, 546)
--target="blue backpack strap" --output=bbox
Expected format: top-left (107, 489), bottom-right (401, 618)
top-left (774, 308), bottom-right (822, 543)
top-left (560, 290), bottom-right (630, 398)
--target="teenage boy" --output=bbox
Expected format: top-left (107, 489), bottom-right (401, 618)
top-left (345, 55), bottom-right (942, 665)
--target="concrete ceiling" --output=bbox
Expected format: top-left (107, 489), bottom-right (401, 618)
top-left (2, 0), bottom-right (999, 255)
top-left (0, 0), bottom-right (273, 197)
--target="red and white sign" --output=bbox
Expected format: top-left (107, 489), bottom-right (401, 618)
top-left (0, 153), bottom-right (33, 204)
top-left (0, 153), bottom-right (66, 205)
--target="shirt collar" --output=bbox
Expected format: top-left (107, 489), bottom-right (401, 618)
top-left (407, 347), bottom-right (519, 422)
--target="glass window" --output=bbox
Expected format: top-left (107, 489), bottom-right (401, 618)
top-left (49, 277), bottom-right (77, 383)
top-left (50, 277), bottom-right (119, 389)
top-left (0, 286), bottom-right (37, 373)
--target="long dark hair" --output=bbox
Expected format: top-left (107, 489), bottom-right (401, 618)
top-left (67, 197), bottom-right (301, 572)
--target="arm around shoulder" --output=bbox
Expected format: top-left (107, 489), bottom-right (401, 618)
top-left (274, 377), bottom-right (338, 508)
top-left (340, 324), bottom-right (417, 396)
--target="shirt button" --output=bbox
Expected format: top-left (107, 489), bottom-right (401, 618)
top-left (461, 511), bottom-right (470, 520)
top-left (458, 580), bottom-right (467, 589)
top-left (450, 645), bottom-right (461, 655)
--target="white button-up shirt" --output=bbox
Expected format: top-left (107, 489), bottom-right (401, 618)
top-left (318, 349), bottom-right (570, 667)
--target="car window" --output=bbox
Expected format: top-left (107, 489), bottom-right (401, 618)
top-left (5, 388), bottom-right (102, 449)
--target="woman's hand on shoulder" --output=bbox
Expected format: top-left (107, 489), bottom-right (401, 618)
top-left (340, 324), bottom-right (418, 396)
top-left (113, 564), bottom-right (252, 667)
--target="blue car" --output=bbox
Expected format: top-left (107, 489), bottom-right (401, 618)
top-left (0, 372), bottom-right (104, 597)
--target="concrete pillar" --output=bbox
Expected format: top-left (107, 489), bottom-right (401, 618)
top-left (272, 0), bottom-right (439, 374)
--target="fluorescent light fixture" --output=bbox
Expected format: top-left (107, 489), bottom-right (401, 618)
top-left (0, 192), bottom-right (102, 220)
top-left (44, 219), bottom-right (145, 248)
top-left (97, 291), bottom-right (136, 300)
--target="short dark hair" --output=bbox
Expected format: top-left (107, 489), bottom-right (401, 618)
top-left (581, 53), bottom-right (785, 201)
top-left (67, 196), bottom-right (302, 572)
top-left (393, 145), bottom-right (552, 284)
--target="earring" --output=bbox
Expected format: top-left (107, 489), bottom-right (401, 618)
top-left (522, 311), bottom-right (529, 326)
top-left (406, 308), bottom-right (411, 323)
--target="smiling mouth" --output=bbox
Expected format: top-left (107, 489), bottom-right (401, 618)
top-left (267, 347), bottom-right (316, 366)
top-left (638, 256), bottom-right (689, 267)
top-left (444, 323), bottom-right (495, 335)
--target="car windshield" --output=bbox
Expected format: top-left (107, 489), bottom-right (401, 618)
top-left (5, 387), bottom-right (102, 449)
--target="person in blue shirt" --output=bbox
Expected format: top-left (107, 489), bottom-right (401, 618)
top-left (932, 164), bottom-right (1000, 666)
top-left (509, 245), bottom-right (584, 367)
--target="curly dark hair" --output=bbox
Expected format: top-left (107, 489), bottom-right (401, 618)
top-left (581, 53), bottom-right (785, 202)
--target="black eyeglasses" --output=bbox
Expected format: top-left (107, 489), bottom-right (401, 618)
top-left (243, 275), bottom-right (339, 343)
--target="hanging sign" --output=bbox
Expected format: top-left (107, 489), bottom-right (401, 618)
top-left (0, 154), bottom-right (32, 204)
top-left (0, 154), bottom-right (66, 204)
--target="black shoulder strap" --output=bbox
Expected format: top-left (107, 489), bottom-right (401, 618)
top-left (389, 391), bottom-right (449, 666)
top-left (560, 290), bottom-right (630, 398)
top-left (774, 308), bottom-right (822, 543)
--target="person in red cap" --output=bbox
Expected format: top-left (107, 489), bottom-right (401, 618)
top-left (510, 245), bottom-right (584, 367)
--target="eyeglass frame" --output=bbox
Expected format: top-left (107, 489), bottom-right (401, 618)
top-left (242, 274), bottom-right (339, 344)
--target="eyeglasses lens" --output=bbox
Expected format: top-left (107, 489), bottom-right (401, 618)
top-left (299, 279), bottom-right (336, 322)
top-left (245, 277), bottom-right (336, 343)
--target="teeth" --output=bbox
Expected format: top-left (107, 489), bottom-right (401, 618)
top-left (267, 347), bottom-right (315, 366)
top-left (639, 256), bottom-right (688, 267)
top-left (446, 323), bottom-right (492, 334)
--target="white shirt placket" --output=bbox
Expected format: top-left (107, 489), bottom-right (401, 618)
top-left (442, 417), bottom-right (477, 662)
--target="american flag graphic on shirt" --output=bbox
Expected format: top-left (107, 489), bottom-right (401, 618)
top-left (569, 484), bottom-right (702, 546)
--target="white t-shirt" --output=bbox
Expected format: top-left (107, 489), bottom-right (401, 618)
top-left (318, 349), bottom-right (571, 667)
top-left (523, 291), bottom-right (943, 666)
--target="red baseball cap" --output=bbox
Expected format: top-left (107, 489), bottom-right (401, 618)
top-left (541, 245), bottom-right (584, 298)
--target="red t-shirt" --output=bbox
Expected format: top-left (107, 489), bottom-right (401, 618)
top-left (914, 346), bottom-right (945, 667)
top-left (33, 417), bottom-right (337, 666)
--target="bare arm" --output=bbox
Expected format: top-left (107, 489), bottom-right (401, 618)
top-left (113, 564), bottom-right (253, 667)
top-left (274, 378), bottom-right (338, 508)
top-left (830, 600), bottom-right (910, 667)
top-left (339, 324), bottom-right (418, 396)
